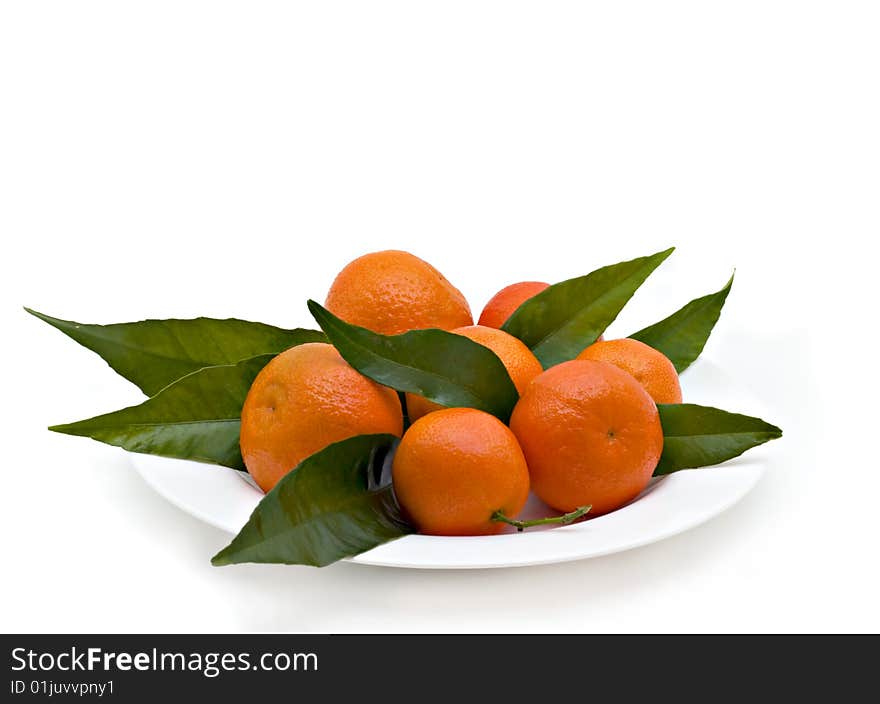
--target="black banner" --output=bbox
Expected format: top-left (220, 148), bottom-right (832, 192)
top-left (1, 634), bottom-right (873, 701)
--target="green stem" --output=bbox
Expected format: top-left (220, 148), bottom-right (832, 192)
top-left (491, 505), bottom-right (591, 532)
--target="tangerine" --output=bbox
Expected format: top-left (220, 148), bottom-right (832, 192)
top-left (325, 250), bottom-right (472, 335)
top-left (509, 360), bottom-right (663, 515)
top-left (391, 408), bottom-right (530, 536)
top-left (577, 338), bottom-right (682, 404)
top-left (478, 281), bottom-right (549, 329)
top-left (240, 343), bottom-right (403, 492)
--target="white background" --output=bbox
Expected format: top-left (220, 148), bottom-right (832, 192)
top-left (1, 1), bottom-right (878, 633)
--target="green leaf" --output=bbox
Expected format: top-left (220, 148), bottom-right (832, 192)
top-left (630, 273), bottom-right (734, 372)
top-left (307, 301), bottom-right (520, 422)
top-left (212, 434), bottom-right (412, 567)
top-left (655, 403), bottom-right (782, 475)
top-left (26, 308), bottom-right (325, 396)
top-left (502, 248), bottom-right (675, 368)
top-left (49, 355), bottom-right (274, 469)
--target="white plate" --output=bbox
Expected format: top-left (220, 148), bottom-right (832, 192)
top-left (132, 358), bottom-right (772, 569)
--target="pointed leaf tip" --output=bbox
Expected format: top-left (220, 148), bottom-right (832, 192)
top-left (27, 309), bottom-right (325, 395)
top-left (630, 271), bottom-right (734, 372)
top-left (502, 247), bottom-right (676, 368)
top-left (212, 434), bottom-right (411, 567)
top-left (655, 403), bottom-right (782, 475)
top-left (44, 355), bottom-right (275, 469)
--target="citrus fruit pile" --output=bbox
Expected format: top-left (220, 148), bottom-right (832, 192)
top-left (31, 247), bottom-right (782, 567)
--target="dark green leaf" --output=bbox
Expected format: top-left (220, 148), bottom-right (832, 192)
top-left (655, 403), bottom-right (782, 475)
top-left (307, 301), bottom-right (520, 422)
top-left (26, 308), bottom-right (325, 396)
top-left (49, 355), bottom-right (274, 469)
top-left (212, 434), bottom-right (412, 567)
top-left (630, 273), bottom-right (734, 372)
top-left (502, 248), bottom-right (675, 368)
